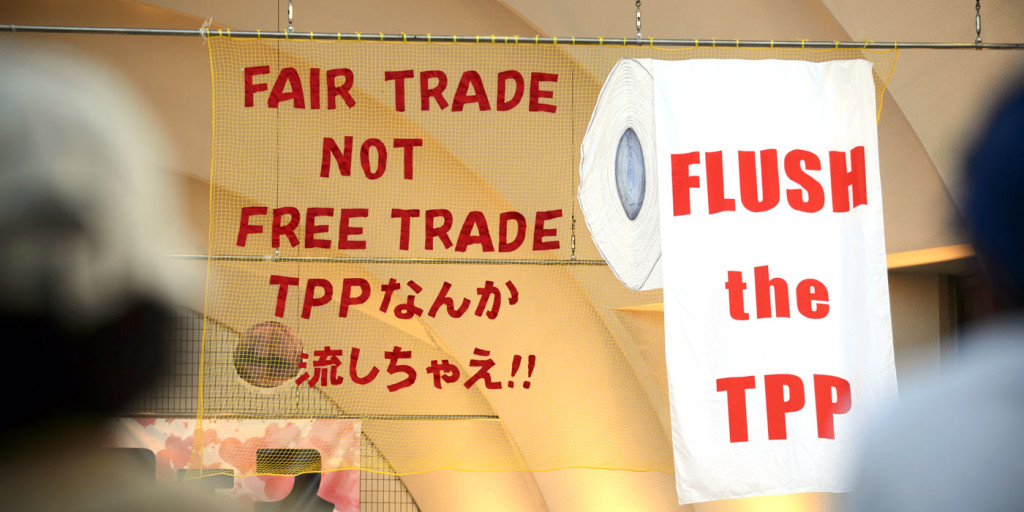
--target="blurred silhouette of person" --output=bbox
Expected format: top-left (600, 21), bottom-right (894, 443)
top-left (848, 83), bottom-right (1024, 510)
top-left (0, 43), bottom-right (237, 510)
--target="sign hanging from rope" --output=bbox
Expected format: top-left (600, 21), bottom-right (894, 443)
top-left (197, 34), bottom-right (898, 484)
top-left (578, 57), bottom-right (899, 503)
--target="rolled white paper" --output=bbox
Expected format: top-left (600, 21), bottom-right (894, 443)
top-left (578, 58), bottom-right (662, 290)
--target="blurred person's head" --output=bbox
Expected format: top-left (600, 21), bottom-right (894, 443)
top-left (963, 82), bottom-right (1024, 313)
top-left (0, 43), bottom-right (191, 439)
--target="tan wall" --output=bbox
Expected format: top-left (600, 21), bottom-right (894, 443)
top-left (887, 272), bottom-right (948, 389)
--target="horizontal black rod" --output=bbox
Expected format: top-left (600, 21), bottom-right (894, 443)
top-left (170, 254), bottom-right (607, 266)
top-left (3, 24), bottom-right (1023, 49)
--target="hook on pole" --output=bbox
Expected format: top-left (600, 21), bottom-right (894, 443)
top-left (975, 0), bottom-right (983, 46)
top-left (287, 0), bottom-right (294, 33)
top-left (635, 0), bottom-right (642, 40)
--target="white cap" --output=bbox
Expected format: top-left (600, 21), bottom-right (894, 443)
top-left (0, 44), bottom-right (191, 327)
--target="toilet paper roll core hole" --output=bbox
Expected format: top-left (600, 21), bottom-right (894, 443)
top-left (615, 127), bottom-right (646, 220)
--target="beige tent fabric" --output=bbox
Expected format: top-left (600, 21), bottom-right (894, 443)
top-left (3, 1), bottom-right (1020, 510)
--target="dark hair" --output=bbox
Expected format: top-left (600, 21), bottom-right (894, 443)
top-left (964, 84), bottom-right (1024, 311)
top-left (0, 298), bottom-right (172, 436)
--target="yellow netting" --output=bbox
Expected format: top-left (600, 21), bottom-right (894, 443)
top-left (194, 36), bottom-right (897, 477)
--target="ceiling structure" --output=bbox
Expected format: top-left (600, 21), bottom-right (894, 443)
top-left (3, 1), bottom-right (1021, 510)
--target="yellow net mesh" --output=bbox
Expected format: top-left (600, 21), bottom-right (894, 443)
top-left (195, 36), bottom-right (896, 477)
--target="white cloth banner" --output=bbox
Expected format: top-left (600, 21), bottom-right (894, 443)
top-left (652, 59), bottom-right (898, 504)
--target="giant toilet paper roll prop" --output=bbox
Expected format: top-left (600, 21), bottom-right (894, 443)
top-left (578, 58), bottom-right (662, 290)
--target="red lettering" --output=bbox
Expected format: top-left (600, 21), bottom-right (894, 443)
top-left (671, 152), bottom-right (701, 216)
top-left (301, 278), bottom-right (333, 319)
top-left (765, 374), bottom-right (805, 440)
top-left (272, 207), bottom-right (300, 248)
top-left (320, 136), bottom-right (353, 177)
top-left (662, 149), bottom-right (871, 215)
top-left (309, 68), bottom-right (321, 110)
top-left (813, 374), bottom-right (852, 439)
top-left (384, 70), bottom-right (414, 111)
top-left (528, 72), bottom-right (558, 113)
top-left (754, 265), bottom-right (790, 319)
top-left (243, 66), bottom-right (270, 107)
top-left (499, 211), bottom-right (527, 252)
top-left (784, 150), bottom-right (824, 213)
top-left (322, 137), bottom-right (418, 180)
top-left (384, 70), bottom-right (558, 113)
top-left (532, 209), bottom-right (561, 250)
top-left (360, 138), bottom-right (387, 179)
top-left (383, 209), bottom-right (568, 252)
top-left (425, 209), bottom-right (453, 250)
top-left (731, 267), bottom-right (830, 320)
top-left (725, 271), bottom-right (748, 320)
top-left (393, 138), bottom-right (422, 180)
top-left (420, 70), bottom-right (448, 110)
top-left (268, 67), bottom-right (305, 108)
top-left (452, 71), bottom-right (491, 112)
top-left (339, 278), bottom-right (370, 317)
top-left (269, 274), bottom-right (299, 317)
top-left (337, 209), bottom-right (368, 250)
top-left (305, 207), bottom-right (333, 249)
top-left (326, 68), bottom-right (355, 109)
top-left (391, 209), bottom-right (420, 250)
top-left (497, 70), bottom-right (525, 111)
top-left (717, 376), bottom-right (756, 443)
top-left (716, 373), bottom-right (851, 442)
top-left (455, 211), bottom-right (494, 252)
top-left (706, 151), bottom-right (735, 214)
top-left (830, 146), bottom-right (867, 212)
top-left (796, 279), bottom-right (830, 319)
top-left (349, 347), bottom-right (378, 384)
top-left (237, 206), bottom-right (267, 246)
top-left (738, 150), bottom-right (780, 212)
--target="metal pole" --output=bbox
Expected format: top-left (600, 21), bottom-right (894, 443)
top-left (3, 24), bottom-right (1024, 49)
